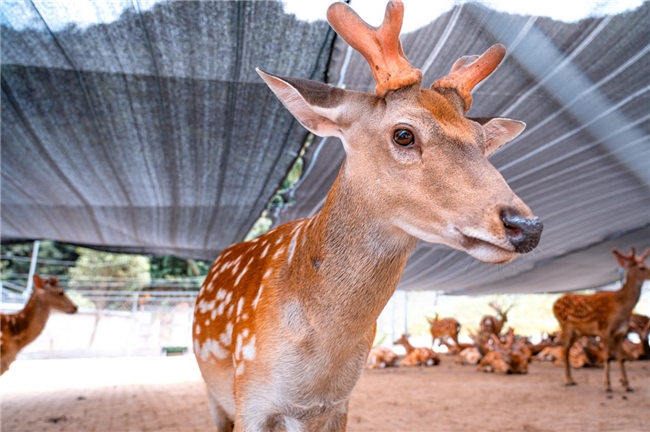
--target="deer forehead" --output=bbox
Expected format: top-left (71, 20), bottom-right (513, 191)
top-left (350, 90), bottom-right (479, 148)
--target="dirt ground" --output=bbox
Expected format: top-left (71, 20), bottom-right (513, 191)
top-left (1, 355), bottom-right (648, 432)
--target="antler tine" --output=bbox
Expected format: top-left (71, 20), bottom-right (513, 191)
top-left (628, 247), bottom-right (637, 260)
top-left (327, 0), bottom-right (422, 97)
top-left (640, 248), bottom-right (650, 262)
top-left (432, 44), bottom-right (506, 113)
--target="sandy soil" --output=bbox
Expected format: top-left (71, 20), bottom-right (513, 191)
top-left (1, 355), bottom-right (648, 431)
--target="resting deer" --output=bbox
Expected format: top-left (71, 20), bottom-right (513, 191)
top-left (192, 1), bottom-right (542, 429)
top-left (366, 346), bottom-right (398, 369)
top-left (479, 303), bottom-right (512, 337)
top-left (394, 334), bottom-right (440, 367)
top-left (1, 275), bottom-right (77, 375)
top-left (428, 313), bottom-right (461, 351)
top-left (628, 313), bottom-right (650, 359)
top-left (553, 248), bottom-right (650, 392)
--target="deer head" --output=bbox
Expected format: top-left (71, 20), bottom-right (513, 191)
top-left (33, 275), bottom-right (78, 314)
top-left (613, 247), bottom-right (650, 282)
top-left (257, 0), bottom-right (542, 264)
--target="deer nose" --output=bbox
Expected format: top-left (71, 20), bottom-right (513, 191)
top-left (500, 210), bottom-right (543, 254)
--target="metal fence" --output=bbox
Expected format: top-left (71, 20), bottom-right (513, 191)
top-left (1, 287), bottom-right (199, 359)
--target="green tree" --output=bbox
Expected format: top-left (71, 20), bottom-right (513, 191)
top-left (69, 248), bottom-right (150, 347)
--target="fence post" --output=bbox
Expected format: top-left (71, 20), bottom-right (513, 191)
top-left (24, 240), bottom-right (40, 297)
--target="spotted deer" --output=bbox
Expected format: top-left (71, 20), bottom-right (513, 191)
top-left (553, 248), bottom-right (650, 392)
top-left (394, 334), bottom-right (440, 366)
top-left (192, 1), bottom-right (542, 430)
top-left (366, 346), bottom-right (398, 369)
top-left (479, 302), bottom-right (512, 337)
top-left (427, 313), bottom-right (461, 350)
top-left (1, 275), bottom-right (77, 375)
top-left (628, 313), bottom-right (650, 359)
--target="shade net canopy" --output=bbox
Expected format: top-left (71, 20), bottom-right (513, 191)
top-left (2, 1), bottom-right (649, 295)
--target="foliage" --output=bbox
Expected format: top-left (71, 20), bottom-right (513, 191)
top-left (149, 256), bottom-right (210, 281)
top-left (1, 241), bottom-right (79, 280)
top-left (69, 247), bottom-right (150, 292)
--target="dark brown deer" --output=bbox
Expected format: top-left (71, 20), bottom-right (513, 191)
top-left (192, 1), bottom-right (542, 429)
top-left (479, 303), bottom-right (512, 336)
top-left (1, 275), bottom-right (77, 375)
top-left (553, 247), bottom-right (650, 392)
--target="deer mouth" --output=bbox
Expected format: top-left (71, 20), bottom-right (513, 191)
top-left (457, 230), bottom-right (517, 264)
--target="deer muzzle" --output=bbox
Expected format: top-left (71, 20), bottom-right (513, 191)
top-left (500, 211), bottom-right (543, 254)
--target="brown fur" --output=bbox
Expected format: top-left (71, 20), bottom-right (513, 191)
top-left (1, 276), bottom-right (77, 375)
top-left (479, 303), bottom-right (511, 337)
top-left (192, 1), bottom-right (540, 430)
top-left (394, 334), bottom-right (440, 367)
top-left (553, 248), bottom-right (650, 391)
top-left (428, 314), bottom-right (461, 349)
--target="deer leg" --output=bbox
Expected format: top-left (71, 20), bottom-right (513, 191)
top-left (562, 331), bottom-right (577, 386)
top-left (615, 339), bottom-right (633, 392)
top-left (603, 336), bottom-right (613, 393)
top-left (208, 391), bottom-right (235, 432)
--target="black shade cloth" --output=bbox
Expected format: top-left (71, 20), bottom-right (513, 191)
top-left (2, 1), bottom-right (649, 294)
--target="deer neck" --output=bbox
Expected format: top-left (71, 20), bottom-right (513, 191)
top-left (13, 292), bottom-right (51, 348)
top-left (615, 274), bottom-right (644, 314)
top-left (400, 340), bottom-right (415, 354)
top-left (295, 163), bottom-right (417, 341)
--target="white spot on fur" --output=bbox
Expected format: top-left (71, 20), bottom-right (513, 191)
top-left (273, 246), bottom-right (286, 260)
top-left (261, 244), bottom-right (270, 258)
top-left (220, 322), bottom-right (233, 346)
top-left (205, 319), bottom-right (210, 326)
top-left (236, 333), bottom-right (243, 359)
top-left (287, 227), bottom-right (301, 264)
top-left (237, 297), bottom-right (244, 316)
top-left (242, 335), bottom-right (256, 360)
top-left (264, 269), bottom-right (273, 279)
top-left (235, 266), bottom-right (248, 286)
top-left (196, 299), bottom-right (216, 314)
top-left (216, 302), bottom-right (226, 316)
top-left (227, 304), bottom-right (234, 318)
top-left (216, 289), bottom-right (227, 301)
top-left (252, 285), bottom-right (264, 309)
top-left (195, 324), bottom-right (201, 335)
top-left (225, 292), bottom-right (233, 304)
top-left (200, 338), bottom-right (228, 361)
top-left (242, 328), bottom-right (249, 338)
top-left (236, 362), bottom-right (245, 376)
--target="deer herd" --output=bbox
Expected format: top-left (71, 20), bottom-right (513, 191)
top-left (0, 0), bottom-right (648, 430)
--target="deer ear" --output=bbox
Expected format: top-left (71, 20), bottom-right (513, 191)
top-left (257, 69), bottom-right (346, 138)
top-left (476, 118), bottom-right (526, 157)
top-left (33, 274), bottom-right (43, 289)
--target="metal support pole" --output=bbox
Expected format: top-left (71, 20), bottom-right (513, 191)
top-left (24, 240), bottom-right (40, 297)
top-left (403, 291), bottom-right (409, 336)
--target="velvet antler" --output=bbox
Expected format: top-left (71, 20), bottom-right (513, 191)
top-left (432, 44), bottom-right (506, 113)
top-left (327, 0), bottom-right (422, 97)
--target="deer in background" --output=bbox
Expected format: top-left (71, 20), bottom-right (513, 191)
top-left (394, 334), bottom-right (440, 366)
top-left (428, 313), bottom-right (461, 352)
top-left (553, 248), bottom-right (650, 392)
top-left (628, 313), bottom-right (650, 359)
top-left (366, 346), bottom-right (398, 369)
top-left (1, 275), bottom-right (77, 375)
top-left (192, 1), bottom-right (542, 429)
top-left (480, 303), bottom-right (512, 337)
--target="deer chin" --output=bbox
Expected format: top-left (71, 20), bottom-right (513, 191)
top-left (457, 230), bottom-right (518, 264)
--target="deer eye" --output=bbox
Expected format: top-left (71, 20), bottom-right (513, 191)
top-left (393, 129), bottom-right (414, 147)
